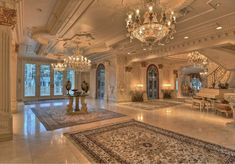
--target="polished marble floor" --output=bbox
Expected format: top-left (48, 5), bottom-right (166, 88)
top-left (0, 99), bottom-right (235, 163)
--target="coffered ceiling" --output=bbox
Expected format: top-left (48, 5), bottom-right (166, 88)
top-left (17, 0), bottom-right (235, 65)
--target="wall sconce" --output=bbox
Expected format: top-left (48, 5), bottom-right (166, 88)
top-left (135, 84), bottom-right (144, 91)
top-left (163, 83), bottom-right (172, 90)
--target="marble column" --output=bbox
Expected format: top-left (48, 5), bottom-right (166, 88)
top-left (17, 56), bottom-right (23, 101)
top-left (0, 25), bottom-right (13, 141)
top-left (0, 25), bottom-right (12, 113)
top-left (140, 65), bottom-right (146, 101)
top-left (10, 40), bottom-right (17, 113)
top-left (177, 71), bottom-right (183, 97)
top-left (89, 66), bottom-right (96, 98)
top-left (0, 6), bottom-right (16, 141)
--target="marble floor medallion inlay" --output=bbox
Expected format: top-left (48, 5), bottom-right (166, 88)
top-left (31, 108), bottom-right (126, 130)
top-left (65, 120), bottom-right (235, 163)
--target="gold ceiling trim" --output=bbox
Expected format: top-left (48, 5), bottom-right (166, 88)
top-left (0, 6), bottom-right (16, 28)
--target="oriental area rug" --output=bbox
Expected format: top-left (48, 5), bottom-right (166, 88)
top-left (31, 108), bottom-right (126, 131)
top-left (117, 100), bottom-right (182, 110)
top-left (65, 120), bottom-right (235, 163)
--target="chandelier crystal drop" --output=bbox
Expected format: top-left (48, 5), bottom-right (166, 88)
top-left (64, 50), bottom-right (91, 72)
top-left (126, 0), bottom-right (176, 46)
top-left (187, 51), bottom-right (209, 68)
top-left (51, 62), bottom-right (67, 72)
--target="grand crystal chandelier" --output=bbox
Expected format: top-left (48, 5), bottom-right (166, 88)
top-left (64, 50), bottom-right (91, 72)
top-left (126, 0), bottom-right (176, 46)
top-left (187, 51), bottom-right (209, 68)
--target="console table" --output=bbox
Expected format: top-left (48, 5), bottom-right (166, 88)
top-left (67, 94), bottom-right (88, 114)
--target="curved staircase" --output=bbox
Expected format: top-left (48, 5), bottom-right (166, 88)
top-left (206, 66), bottom-right (231, 88)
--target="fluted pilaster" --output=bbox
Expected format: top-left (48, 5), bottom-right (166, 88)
top-left (0, 25), bottom-right (11, 113)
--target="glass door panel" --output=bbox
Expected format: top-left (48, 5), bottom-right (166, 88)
top-left (54, 70), bottom-right (64, 96)
top-left (96, 65), bottom-right (105, 99)
top-left (40, 65), bottom-right (50, 96)
top-left (67, 69), bottom-right (75, 90)
top-left (147, 65), bottom-right (159, 99)
top-left (24, 64), bottom-right (36, 97)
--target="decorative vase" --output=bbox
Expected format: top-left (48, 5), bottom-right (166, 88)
top-left (81, 81), bottom-right (89, 93)
top-left (66, 80), bottom-right (71, 95)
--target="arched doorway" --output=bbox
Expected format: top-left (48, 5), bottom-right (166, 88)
top-left (147, 64), bottom-right (159, 99)
top-left (96, 64), bottom-right (105, 99)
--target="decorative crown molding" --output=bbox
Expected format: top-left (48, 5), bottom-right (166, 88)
top-left (0, 6), bottom-right (16, 28)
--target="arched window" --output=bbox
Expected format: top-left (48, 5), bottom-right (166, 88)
top-left (96, 64), bottom-right (105, 99)
top-left (147, 64), bottom-right (159, 99)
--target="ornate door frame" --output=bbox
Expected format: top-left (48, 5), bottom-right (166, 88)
top-left (146, 64), bottom-right (159, 99)
top-left (96, 64), bottom-right (105, 99)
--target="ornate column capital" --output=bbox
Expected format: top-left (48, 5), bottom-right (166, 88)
top-left (0, 6), bottom-right (16, 28)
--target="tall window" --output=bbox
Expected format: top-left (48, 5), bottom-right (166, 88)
top-left (67, 69), bottom-right (75, 90)
top-left (40, 65), bottom-right (50, 96)
top-left (54, 70), bottom-right (63, 95)
top-left (24, 64), bottom-right (36, 97)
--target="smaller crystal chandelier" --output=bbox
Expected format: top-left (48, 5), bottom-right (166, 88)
top-left (126, 0), bottom-right (176, 46)
top-left (51, 62), bottom-right (67, 71)
top-left (187, 51), bottom-right (208, 68)
top-left (200, 68), bottom-right (208, 76)
top-left (64, 49), bottom-right (91, 72)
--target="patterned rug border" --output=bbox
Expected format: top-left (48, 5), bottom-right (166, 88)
top-left (65, 120), bottom-right (235, 163)
top-left (31, 108), bottom-right (126, 131)
top-left (117, 101), bottom-right (183, 111)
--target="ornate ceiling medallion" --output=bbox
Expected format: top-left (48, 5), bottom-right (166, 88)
top-left (0, 7), bottom-right (16, 28)
top-left (125, 0), bottom-right (176, 46)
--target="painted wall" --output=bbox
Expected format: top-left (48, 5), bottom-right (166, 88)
top-left (89, 56), bottom-right (117, 101)
top-left (127, 62), bottom-right (177, 100)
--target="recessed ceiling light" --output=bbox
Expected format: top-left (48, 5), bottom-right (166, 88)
top-left (184, 36), bottom-right (189, 39)
top-left (127, 52), bottom-right (131, 55)
top-left (215, 23), bottom-right (222, 30)
top-left (143, 48), bottom-right (146, 51)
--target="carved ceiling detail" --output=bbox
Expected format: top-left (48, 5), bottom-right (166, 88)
top-left (218, 44), bottom-right (235, 54)
top-left (17, 0), bottom-right (235, 63)
top-left (62, 33), bottom-right (95, 49)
